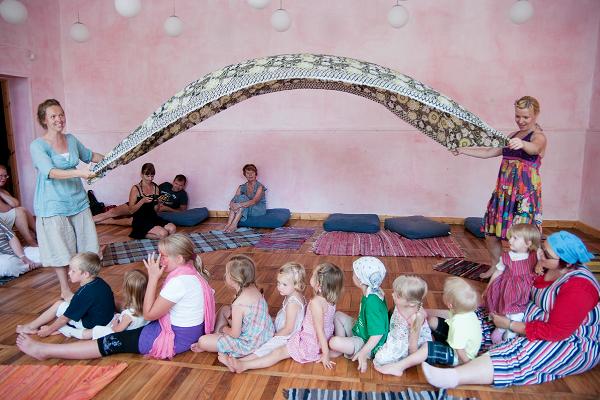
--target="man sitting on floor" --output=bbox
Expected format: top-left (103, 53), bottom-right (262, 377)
top-left (0, 220), bottom-right (40, 277)
top-left (158, 174), bottom-right (207, 227)
top-left (0, 164), bottom-right (37, 246)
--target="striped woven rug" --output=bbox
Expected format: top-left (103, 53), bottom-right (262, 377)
top-left (312, 230), bottom-right (464, 258)
top-left (101, 228), bottom-right (261, 266)
top-left (434, 258), bottom-right (491, 282)
top-left (255, 227), bottom-right (315, 250)
top-left (284, 388), bottom-right (476, 400)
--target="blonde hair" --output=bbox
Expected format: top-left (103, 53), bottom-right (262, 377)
top-left (507, 223), bottom-right (541, 251)
top-left (312, 262), bottom-right (344, 305)
top-left (225, 255), bottom-right (256, 300)
top-left (515, 96), bottom-right (540, 116)
top-left (70, 252), bottom-right (101, 276)
top-left (158, 234), bottom-right (210, 279)
top-left (443, 277), bottom-right (479, 314)
top-left (122, 270), bottom-right (147, 317)
top-left (279, 262), bottom-right (306, 292)
top-left (393, 275), bottom-right (428, 310)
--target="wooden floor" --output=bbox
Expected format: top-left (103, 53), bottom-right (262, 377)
top-left (1, 218), bottom-right (599, 399)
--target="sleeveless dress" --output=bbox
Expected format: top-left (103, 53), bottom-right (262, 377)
top-left (488, 267), bottom-right (600, 387)
top-left (254, 295), bottom-right (305, 357)
top-left (483, 131), bottom-right (542, 239)
top-left (216, 296), bottom-right (275, 358)
top-left (486, 251), bottom-right (537, 315)
top-left (287, 301), bottom-right (336, 363)
top-left (231, 181), bottom-right (267, 221)
top-left (374, 307), bottom-right (432, 366)
top-left (129, 183), bottom-right (169, 239)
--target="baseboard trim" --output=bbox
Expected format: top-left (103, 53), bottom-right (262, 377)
top-left (207, 211), bottom-right (600, 238)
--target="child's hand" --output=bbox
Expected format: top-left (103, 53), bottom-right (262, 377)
top-left (352, 349), bottom-right (369, 373)
top-left (37, 325), bottom-right (53, 338)
top-left (317, 352), bottom-right (336, 369)
top-left (491, 313), bottom-right (510, 330)
top-left (143, 252), bottom-right (163, 281)
top-left (109, 315), bottom-right (119, 329)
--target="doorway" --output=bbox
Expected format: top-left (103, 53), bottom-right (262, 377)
top-left (0, 79), bottom-right (20, 200)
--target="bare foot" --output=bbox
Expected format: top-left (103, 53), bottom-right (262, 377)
top-left (61, 291), bottom-right (74, 302)
top-left (218, 352), bottom-right (235, 373)
top-left (99, 244), bottom-right (107, 259)
top-left (479, 266), bottom-right (495, 279)
top-left (16, 334), bottom-right (48, 360)
top-left (16, 324), bottom-right (38, 334)
top-left (374, 362), bottom-right (405, 377)
top-left (190, 342), bottom-right (204, 353)
top-left (229, 355), bottom-right (245, 373)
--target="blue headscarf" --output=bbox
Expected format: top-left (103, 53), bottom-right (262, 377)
top-left (547, 231), bottom-right (595, 265)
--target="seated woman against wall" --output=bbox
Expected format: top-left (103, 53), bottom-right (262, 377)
top-left (223, 164), bottom-right (267, 233)
top-left (128, 163), bottom-right (176, 239)
top-left (421, 231), bottom-right (599, 389)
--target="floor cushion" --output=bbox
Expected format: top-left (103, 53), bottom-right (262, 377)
top-left (323, 213), bottom-right (380, 233)
top-left (464, 217), bottom-right (485, 238)
top-left (158, 207), bottom-right (209, 227)
top-left (238, 208), bottom-right (291, 229)
top-left (384, 215), bottom-right (450, 239)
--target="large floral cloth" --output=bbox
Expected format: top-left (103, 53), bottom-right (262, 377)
top-left (92, 54), bottom-right (507, 180)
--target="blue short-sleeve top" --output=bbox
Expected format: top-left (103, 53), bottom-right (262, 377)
top-left (30, 134), bottom-right (93, 217)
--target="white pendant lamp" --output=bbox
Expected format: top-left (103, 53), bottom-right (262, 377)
top-left (271, 1), bottom-right (291, 32)
top-left (70, 21), bottom-right (90, 43)
top-left (115, 0), bottom-right (142, 18)
top-left (388, 1), bottom-right (409, 29)
top-left (509, 0), bottom-right (534, 24)
top-left (164, 15), bottom-right (183, 37)
top-left (247, 0), bottom-right (271, 10)
top-left (0, 0), bottom-right (28, 24)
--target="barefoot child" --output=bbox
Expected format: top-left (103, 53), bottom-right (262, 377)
top-left (16, 252), bottom-right (115, 337)
top-left (485, 223), bottom-right (540, 343)
top-left (329, 256), bottom-right (389, 373)
top-left (374, 275), bottom-right (432, 367)
top-left (60, 269), bottom-right (149, 339)
top-left (375, 277), bottom-right (481, 377)
top-left (192, 255), bottom-right (274, 356)
top-left (223, 262), bottom-right (344, 372)
top-left (244, 262), bottom-right (306, 360)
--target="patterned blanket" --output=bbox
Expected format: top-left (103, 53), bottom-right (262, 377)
top-left (101, 228), bottom-right (261, 266)
top-left (284, 388), bottom-right (476, 400)
top-left (434, 258), bottom-right (491, 282)
top-left (312, 230), bottom-right (464, 258)
top-left (255, 227), bottom-right (315, 250)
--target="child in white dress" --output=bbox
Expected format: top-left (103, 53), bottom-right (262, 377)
top-left (60, 269), bottom-right (149, 339)
top-left (240, 262), bottom-right (306, 359)
top-left (374, 275), bottom-right (432, 366)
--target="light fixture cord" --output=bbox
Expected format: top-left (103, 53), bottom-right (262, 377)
top-left (77, 10), bottom-right (80, 23)
top-left (280, 0), bottom-right (283, 11)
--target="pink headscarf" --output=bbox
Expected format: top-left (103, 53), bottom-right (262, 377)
top-left (148, 262), bottom-right (216, 359)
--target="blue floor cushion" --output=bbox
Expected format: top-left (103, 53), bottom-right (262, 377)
top-left (159, 207), bottom-right (209, 227)
top-left (384, 215), bottom-right (450, 239)
top-left (323, 213), bottom-right (381, 233)
top-left (238, 208), bottom-right (291, 229)
top-left (464, 217), bottom-right (485, 238)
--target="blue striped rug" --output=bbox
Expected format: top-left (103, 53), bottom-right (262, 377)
top-left (284, 388), bottom-right (476, 400)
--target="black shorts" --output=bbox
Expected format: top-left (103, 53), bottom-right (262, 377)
top-left (430, 316), bottom-right (450, 343)
top-left (426, 341), bottom-right (455, 366)
top-left (97, 327), bottom-right (144, 356)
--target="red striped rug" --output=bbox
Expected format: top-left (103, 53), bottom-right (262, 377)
top-left (312, 230), bottom-right (464, 257)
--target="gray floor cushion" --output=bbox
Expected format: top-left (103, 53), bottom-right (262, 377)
top-left (323, 213), bottom-right (381, 233)
top-left (384, 215), bottom-right (450, 239)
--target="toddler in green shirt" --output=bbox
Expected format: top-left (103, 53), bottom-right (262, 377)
top-left (329, 256), bottom-right (389, 372)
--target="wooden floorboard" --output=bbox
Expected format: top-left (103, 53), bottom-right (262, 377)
top-left (1, 217), bottom-right (599, 399)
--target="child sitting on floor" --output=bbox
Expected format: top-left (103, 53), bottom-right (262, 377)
top-left (16, 252), bottom-right (115, 337)
top-left (221, 262), bottom-right (344, 372)
top-left (191, 255), bottom-right (274, 356)
top-left (329, 256), bottom-right (390, 373)
top-left (375, 277), bottom-right (481, 376)
top-left (239, 262), bottom-right (306, 361)
top-left (374, 275), bottom-right (432, 367)
top-left (485, 223), bottom-right (540, 344)
top-left (60, 269), bottom-right (149, 339)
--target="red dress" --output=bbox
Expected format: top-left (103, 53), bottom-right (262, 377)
top-left (485, 251), bottom-right (537, 315)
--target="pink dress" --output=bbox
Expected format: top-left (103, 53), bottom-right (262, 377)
top-left (486, 251), bottom-right (537, 315)
top-left (287, 302), bottom-right (336, 363)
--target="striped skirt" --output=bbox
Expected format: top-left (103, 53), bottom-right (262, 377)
top-left (489, 335), bottom-right (600, 387)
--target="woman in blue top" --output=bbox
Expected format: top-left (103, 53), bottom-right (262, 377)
top-left (223, 164), bottom-right (267, 233)
top-left (30, 99), bottom-right (104, 300)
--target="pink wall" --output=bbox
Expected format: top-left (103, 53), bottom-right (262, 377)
top-left (581, 20), bottom-right (600, 229)
top-left (3, 1), bottom-right (600, 227)
top-left (0, 0), bottom-right (65, 208)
